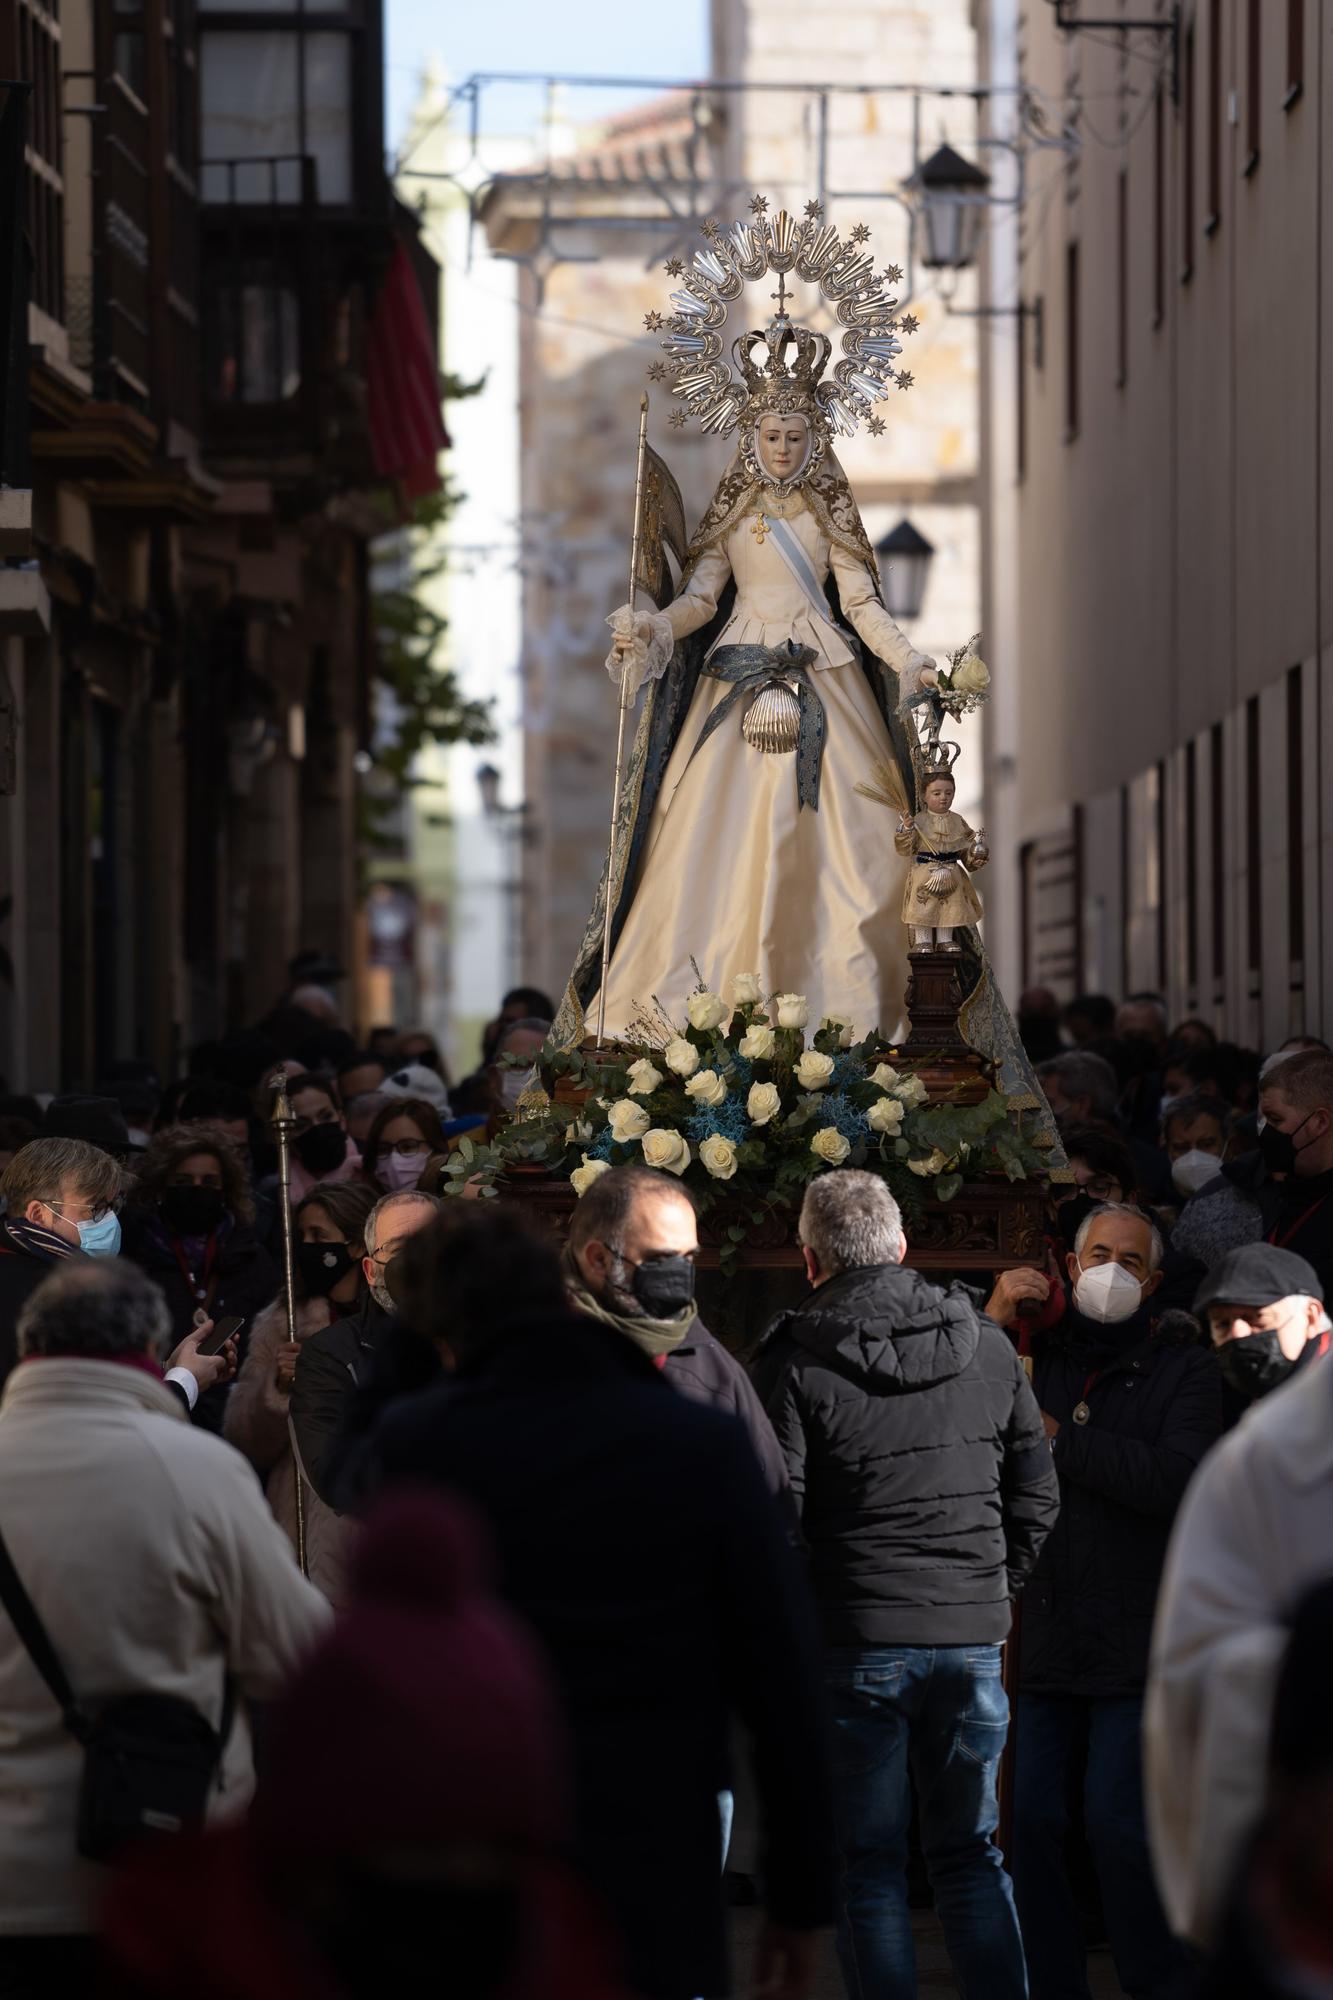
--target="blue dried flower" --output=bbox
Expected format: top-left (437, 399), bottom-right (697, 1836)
top-left (589, 1127), bottom-right (617, 1161)
top-left (720, 1053), bottom-right (754, 1091)
top-left (686, 1094), bottom-right (749, 1147)
top-left (814, 1091), bottom-right (869, 1143)
top-left (830, 1052), bottom-right (865, 1091)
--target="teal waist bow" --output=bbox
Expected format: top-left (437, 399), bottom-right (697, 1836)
top-left (691, 640), bottom-right (828, 812)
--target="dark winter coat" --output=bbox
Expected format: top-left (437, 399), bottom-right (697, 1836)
top-left (286, 1292), bottom-right (427, 1511)
top-left (0, 1224), bottom-right (67, 1388)
top-left (753, 1262), bottom-right (1060, 1648)
top-left (661, 1318), bottom-right (789, 1498)
top-left (119, 1211), bottom-right (279, 1432)
top-left (1019, 1304), bottom-right (1224, 1698)
top-left (367, 1311), bottom-right (834, 2000)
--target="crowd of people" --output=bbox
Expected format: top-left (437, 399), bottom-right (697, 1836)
top-left (0, 961), bottom-right (1327, 1998)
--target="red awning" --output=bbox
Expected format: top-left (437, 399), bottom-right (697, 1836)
top-left (366, 239), bottom-right (448, 501)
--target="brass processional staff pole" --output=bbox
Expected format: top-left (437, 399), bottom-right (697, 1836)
top-left (268, 1068), bottom-right (308, 1577)
top-left (595, 391), bottom-right (652, 1049)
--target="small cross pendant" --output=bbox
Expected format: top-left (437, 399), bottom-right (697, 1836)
top-left (750, 513), bottom-right (769, 545)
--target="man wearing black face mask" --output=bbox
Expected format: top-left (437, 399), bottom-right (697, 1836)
top-left (1194, 1245), bottom-right (1330, 1405)
top-left (565, 1165), bottom-right (788, 1499)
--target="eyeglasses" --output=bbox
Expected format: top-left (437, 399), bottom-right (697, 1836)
top-left (47, 1198), bottom-right (116, 1224)
top-left (378, 1140), bottom-right (430, 1159)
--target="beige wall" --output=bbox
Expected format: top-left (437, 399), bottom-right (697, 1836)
top-left (982, 0), bottom-right (1331, 1045)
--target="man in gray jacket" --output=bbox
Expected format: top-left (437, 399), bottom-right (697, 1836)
top-left (0, 1261), bottom-right (329, 1991)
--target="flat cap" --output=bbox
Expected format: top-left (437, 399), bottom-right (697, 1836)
top-left (1193, 1242), bottom-right (1323, 1314)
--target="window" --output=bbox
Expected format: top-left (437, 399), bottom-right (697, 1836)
top-left (200, 23), bottom-right (353, 204)
top-left (206, 276), bottom-right (301, 402)
top-left (1116, 171), bottom-right (1128, 386)
top-left (1206, 0), bottom-right (1222, 231)
top-left (1181, 23), bottom-right (1196, 279)
top-left (1245, 0), bottom-right (1261, 173)
top-left (1152, 85), bottom-right (1165, 325)
top-left (1286, 0), bottom-right (1304, 107)
top-left (1065, 240), bottom-right (1079, 440)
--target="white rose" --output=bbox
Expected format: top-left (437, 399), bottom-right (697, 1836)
top-left (739, 1023), bottom-right (776, 1061)
top-left (794, 1050), bottom-right (836, 1092)
top-left (867, 1096), bottom-right (905, 1135)
top-left (626, 1058), bottom-right (663, 1097)
top-left (663, 1037), bottom-right (701, 1078)
top-left (685, 989), bottom-right (727, 1032)
top-left (774, 992), bottom-right (810, 1029)
top-left (870, 1063), bottom-right (902, 1092)
top-left (641, 1128), bottom-right (691, 1176)
top-left (952, 654), bottom-right (990, 697)
top-left (570, 1155), bottom-right (612, 1197)
top-left (908, 1147), bottom-right (950, 1178)
top-left (823, 1016), bottom-right (856, 1049)
top-left (747, 1081), bottom-right (782, 1126)
top-left (699, 1134), bottom-right (739, 1181)
top-left (894, 1073), bottom-right (930, 1110)
top-left (684, 1068), bottom-right (728, 1109)
top-left (732, 971), bottom-right (762, 1005)
top-left (608, 1098), bottom-right (651, 1144)
top-left (810, 1127), bottom-right (851, 1166)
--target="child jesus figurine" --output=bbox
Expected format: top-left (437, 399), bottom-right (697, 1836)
top-left (895, 770), bottom-right (989, 953)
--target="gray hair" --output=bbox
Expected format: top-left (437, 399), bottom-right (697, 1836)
top-left (1162, 1091), bottom-right (1227, 1140)
top-left (1073, 1200), bottom-right (1164, 1272)
top-left (364, 1188), bottom-right (442, 1257)
top-left (798, 1170), bottom-right (904, 1279)
top-left (1037, 1050), bottom-right (1120, 1122)
top-left (0, 1137), bottom-right (130, 1218)
top-left (17, 1260), bottom-right (173, 1362)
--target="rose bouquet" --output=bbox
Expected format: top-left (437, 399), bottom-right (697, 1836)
top-left (443, 973), bottom-right (1046, 1237)
top-left (931, 633), bottom-right (990, 720)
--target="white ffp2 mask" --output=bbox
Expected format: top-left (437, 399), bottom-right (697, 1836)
top-left (1171, 1149), bottom-right (1220, 1198)
top-left (1074, 1259), bottom-right (1144, 1325)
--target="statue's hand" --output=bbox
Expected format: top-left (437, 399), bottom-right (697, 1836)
top-left (605, 602), bottom-right (673, 701)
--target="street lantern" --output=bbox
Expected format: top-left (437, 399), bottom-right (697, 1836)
top-left (910, 143), bottom-right (992, 272)
top-left (876, 519), bottom-right (936, 622)
top-left (476, 762), bottom-right (503, 815)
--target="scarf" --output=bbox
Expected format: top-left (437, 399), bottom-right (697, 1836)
top-left (2, 1217), bottom-right (78, 1263)
top-left (565, 1271), bottom-right (694, 1360)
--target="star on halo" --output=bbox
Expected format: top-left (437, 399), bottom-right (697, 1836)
top-left (749, 193), bottom-right (769, 216)
top-left (849, 222), bottom-right (871, 245)
top-left (900, 312), bottom-right (920, 335)
top-left (668, 409), bottom-right (688, 428)
top-left (884, 263), bottom-right (904, 286)
top-left (896, 370), bottom-right (914, 391)
top-left (804, 199), bottom-right (825, 221)
top-left (867, 414), bottom-right (887, 437)
top-left (700, 216), bottom-right (721, 239)
top-left (643, 311), bottom-right (664, 331)
top-left (664, 258), bottom-right (685, 277)
top-left (646, 362), bottom-right (668, 381)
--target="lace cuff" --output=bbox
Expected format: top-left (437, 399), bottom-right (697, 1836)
top-left (896, 650), bottom-right (939, 713)
top-left (605, 604), bottom-right (675, 703)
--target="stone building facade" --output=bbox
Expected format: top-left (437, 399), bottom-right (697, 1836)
top-left (979, 0), bottom-right (1330, 1043)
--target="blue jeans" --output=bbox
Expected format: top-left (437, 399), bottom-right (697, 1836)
top-left (827, 1644), bottom-right (1027, 2000)
top-left (1011, 1694), bottom-right (1196, 2000)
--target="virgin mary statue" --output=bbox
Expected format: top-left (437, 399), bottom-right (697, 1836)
top-left (554, 202), bottom-right (1013, 1078)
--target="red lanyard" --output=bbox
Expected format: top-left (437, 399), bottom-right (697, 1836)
top-left (1269, 1196), bottom-right (1328, 1250)
top-left (170, 1230), bottom-right (218, 1308)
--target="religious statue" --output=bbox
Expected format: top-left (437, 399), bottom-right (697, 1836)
top-left (895, 757), bottom-right (989, 954)
top-left (550, 198), bottom-right (1048, 1119)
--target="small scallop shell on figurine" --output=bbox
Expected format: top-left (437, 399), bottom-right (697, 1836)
top-left (742, 680), bottom-right (801, 754)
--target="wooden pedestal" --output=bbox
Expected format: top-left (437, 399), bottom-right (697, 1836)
top-left (901, 948), bottom-right (994, 1104)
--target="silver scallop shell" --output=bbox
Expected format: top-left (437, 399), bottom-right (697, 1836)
top-left (741, 680), bottom-right (801, 755)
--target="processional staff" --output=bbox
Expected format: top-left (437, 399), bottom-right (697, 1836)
top-left (267, 1068), bottom-right (308, 1578)
top-left (595, 391), bottom-right (652, 1050)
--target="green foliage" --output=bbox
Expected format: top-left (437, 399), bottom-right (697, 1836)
top-left (362, 374), bottom-right (496, 840)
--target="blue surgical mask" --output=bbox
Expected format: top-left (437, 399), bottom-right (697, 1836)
top-left (74, 1211), bottom-right (122, 1259)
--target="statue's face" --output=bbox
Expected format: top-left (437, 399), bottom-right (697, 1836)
top-left (923, 778), bottom-right (955, 814)
top-left (755, 412), bottom-right (811, 483)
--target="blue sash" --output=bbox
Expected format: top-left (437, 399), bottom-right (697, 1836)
top-left (765, 513), bottom-right (835, 631)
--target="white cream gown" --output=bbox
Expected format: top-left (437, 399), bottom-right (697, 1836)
top-left (590, 494), bottom-right (923, 1040)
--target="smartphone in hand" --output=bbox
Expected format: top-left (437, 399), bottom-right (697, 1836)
top-left (197, 1315), bottom-right (245, 1358)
